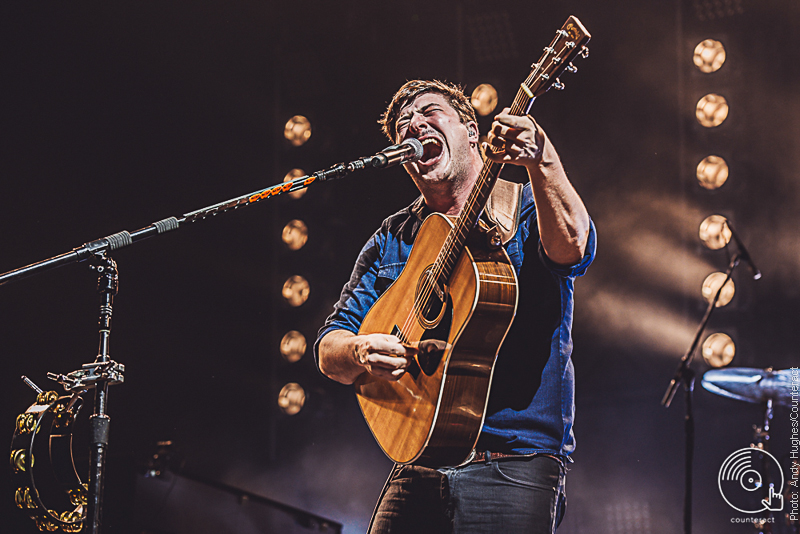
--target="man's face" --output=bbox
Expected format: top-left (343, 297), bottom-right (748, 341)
top-left (394, 92), bottom-right (477, 189)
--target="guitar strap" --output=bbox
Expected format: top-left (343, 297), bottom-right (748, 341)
top-left (485, 178), bottom-right (523, 245)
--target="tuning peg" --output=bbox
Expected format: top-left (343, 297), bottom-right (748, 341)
top-left (553, 79), bottom-right (565, 91)
top-left (579, 46), bottom-right (590, 59)
top-left (566, 63), bottom-right (578, 74)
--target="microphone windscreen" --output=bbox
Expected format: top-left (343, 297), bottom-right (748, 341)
top-left (402, 138), bottom-right (424, 161)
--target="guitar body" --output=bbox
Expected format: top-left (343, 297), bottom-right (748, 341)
top-left (354, 213), bottom-right (518, 467)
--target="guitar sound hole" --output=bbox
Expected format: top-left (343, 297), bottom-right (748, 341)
top-left (422, 294), bottom-right (444, 323)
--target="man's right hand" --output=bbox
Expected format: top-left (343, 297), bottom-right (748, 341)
top-left (353, 333), bottom-right (417, 381)
top-left (318, 330), bottom-right (418, 385)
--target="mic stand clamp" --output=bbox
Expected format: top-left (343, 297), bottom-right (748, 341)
top-left (47, 360), bottom-right (125, 393)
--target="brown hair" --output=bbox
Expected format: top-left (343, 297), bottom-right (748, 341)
top-left (379, 80), bottom-right (477, 141)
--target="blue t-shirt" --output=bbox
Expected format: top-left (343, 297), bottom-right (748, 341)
top-left (315, 182), bottom-right (596, 458)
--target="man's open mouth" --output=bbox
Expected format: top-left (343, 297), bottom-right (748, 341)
top-left (418, 137), bottom-right (443, 165)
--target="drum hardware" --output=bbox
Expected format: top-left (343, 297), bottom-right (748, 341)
top-left (701, 367), bottom-right (794, 408)
top-left (702, 367), bottom-right (798, 534)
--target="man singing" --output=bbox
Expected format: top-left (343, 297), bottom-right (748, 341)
top-left (315, 80), bottom-right (596, 533)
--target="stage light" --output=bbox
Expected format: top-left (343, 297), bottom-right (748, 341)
top-left (282, 275), bottom-right (310, 307)
top-left (280, 331), bottom-right (307, 363)
top-left (699, 214), bottom-right (732, 250)
top-left (283, 168), bottom-right (308, 199)
top-left (284, 115), bottom-right (312, 146)
top-left (693, 39), bottom-right (726, 73)
top-left (471, 84), bottom-right (499, 116)
top-left (282, 219), bottom-right (308, 251)
top-left (701, 272), bottom-right (735, 307)
top-left (695, 93), bottom-right (729, 127)
top-left (701, 332), bottom-right (735, 367)
top-left (696, 155), bottom-right (729, 189)
top-left (277, 382), bottom-right (306, 415)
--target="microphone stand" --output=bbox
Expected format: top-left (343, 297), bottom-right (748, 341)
top-left (0, 155), bottom-right (382, 533)
top-left (661, 249), bottom-right (745, 534)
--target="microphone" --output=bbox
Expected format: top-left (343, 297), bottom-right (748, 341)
top-left (314, 138), bottom-right (424, 181)
top-left (725, 221), bottom-right (761, 280)
top-left (349, 138), bottom-right (424, 171)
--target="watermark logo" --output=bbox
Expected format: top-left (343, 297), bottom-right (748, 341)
top-left (718, 448), bottom-right (784, 513)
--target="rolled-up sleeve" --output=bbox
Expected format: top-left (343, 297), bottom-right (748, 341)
top-left (313, 230), bottom-right (385, 367)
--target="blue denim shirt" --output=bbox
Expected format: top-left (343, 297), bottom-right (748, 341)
top-left (315, 182), bottom-right (596, 458)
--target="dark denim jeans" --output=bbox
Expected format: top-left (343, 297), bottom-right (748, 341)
top-left (367, 454), bottom-right (567, 534)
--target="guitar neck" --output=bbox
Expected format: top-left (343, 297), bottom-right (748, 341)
top-left (431, 15), bottom-right (591, 286)
top-left (433, 87), bottom-right (532, 283)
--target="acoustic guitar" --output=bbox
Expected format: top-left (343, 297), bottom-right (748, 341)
top-left (354, 16), bottom-right (591, 467)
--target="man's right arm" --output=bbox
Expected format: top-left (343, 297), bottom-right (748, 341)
top-left (318, 329), bottom-right (416, 385)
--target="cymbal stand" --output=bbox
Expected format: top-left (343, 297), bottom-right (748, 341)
top-left (662, 252), bottom-right (743, 534)
top-left (751, 398), bottom-right (774, 534)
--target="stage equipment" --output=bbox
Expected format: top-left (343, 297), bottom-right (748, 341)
top-left (700, 332), bottom-right (735, 368)
top-left (348, 138), bottom-right (424, 170)
top-left (11, 380), bottom-right (87, 532)
top-left (470, 84), bottom-right (499, 116)
top-left (699, 214), bottom-right (732, 250)
top-left (2, 138), bottom-right (421, 533)
top-left (701, 367), bottom-right (794, 406)
top-left (280, 331), bottom-right (307, 363)
top-left (693, 39), bottom-right (726, 73)
top-left (702, 367), bottom-right (794, 528)
top-left (695, 93), bottom-right (729, 127)
top-left (661, 220), bottom-right (761, 534)
top-left (696, 155), bottom-right (729, 190)
top-left (284, 115), bottom-right (312, 146)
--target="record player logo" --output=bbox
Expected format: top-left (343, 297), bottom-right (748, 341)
top-left (718, 448), bottom-right (784, 513)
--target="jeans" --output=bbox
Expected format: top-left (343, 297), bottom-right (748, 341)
top-left (367, 454), bottom-right (567, 534)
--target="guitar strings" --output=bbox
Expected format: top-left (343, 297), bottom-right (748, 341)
top-left (397, 79), bottom-right (533, 345)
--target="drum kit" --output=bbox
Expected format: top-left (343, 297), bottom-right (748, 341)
top-left (702, 367), bottom-right (798, 532)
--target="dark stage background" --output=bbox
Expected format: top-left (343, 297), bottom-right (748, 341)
top-left (1, 1), bottom-right (798, 532)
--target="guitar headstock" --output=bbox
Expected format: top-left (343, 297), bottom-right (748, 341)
top-left (521, 16), bottom-right (591, 104)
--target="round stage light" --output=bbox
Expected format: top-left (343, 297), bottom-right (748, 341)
top-left (696, 155), bottom-right (729, 190)
top-left (284, 115), bottom-right (312, 146)
top-left (471, 84), bottom-right (499, 116)
top-left (693, 39), bottom-right (726, 73)
top-left (701, 272), bottom-right (735, 307)
top-left (280, 331), bottom-right (307, 363)
top-left (696, 94), bottom-right (729, 127)
top-left (699, 214), bottom-right (732, 250)
top-left (702, 332), bottom-right (735, 367)
top-left (282, 275), bottom-right (310, 307)
top-left (282, 219), bottom-right (308, 251)
top-left (283, 168), bottom-right (308, 199)
top-left (277, 383), bottom-right (306, 415)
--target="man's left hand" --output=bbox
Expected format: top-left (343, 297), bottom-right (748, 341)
top-left (484, 108), bottom-right (544, 168)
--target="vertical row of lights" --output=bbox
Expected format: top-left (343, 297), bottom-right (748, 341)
top-left (692, 39), bottom-right (736, 368)
top-left (276, 115), bottom-right (313, 415)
